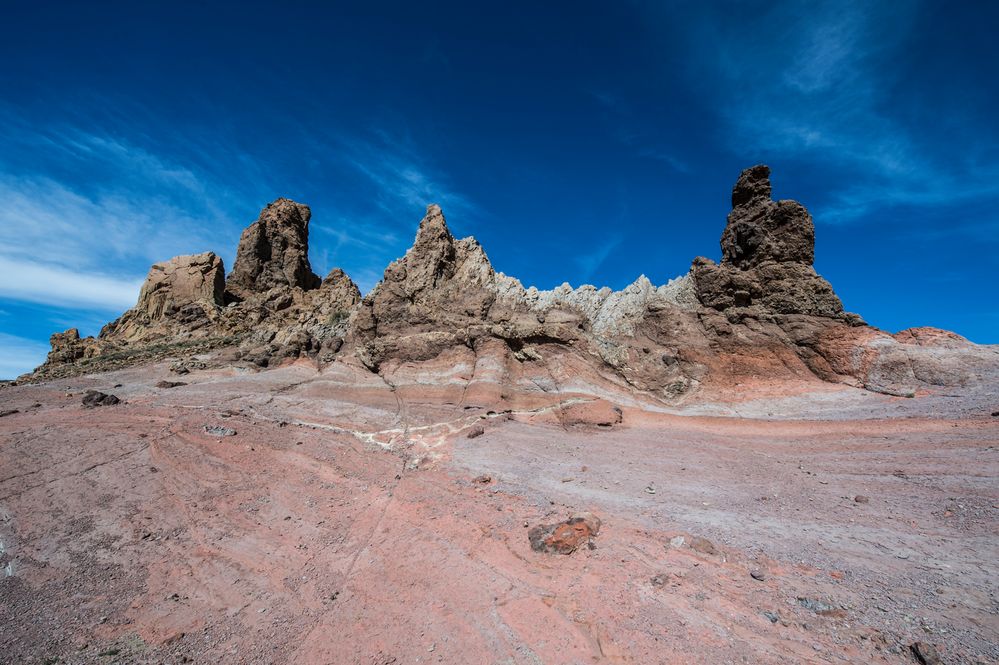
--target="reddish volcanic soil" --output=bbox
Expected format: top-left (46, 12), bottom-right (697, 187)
top-left (1, 358), bottom-right (997, 664)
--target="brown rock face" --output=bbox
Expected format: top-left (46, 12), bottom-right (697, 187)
top-left (349, 204), bottom-right (506, 369)
top-left (693, 165), bottom-right (843, 317)
top-left (312, 268), bottom-right (362, 324)
top-left (226, 198), bottom-right (321, 298)
top-left (45, 328), bottom-right (103, 365)
top-left (138, 252), bottom-right (225, 318)
top-left (722, 164), bottom-right (814, 267)
top-left (100, 252), bottom-right (225, 344)
top-left (355, 205), bottom-right (496, 335)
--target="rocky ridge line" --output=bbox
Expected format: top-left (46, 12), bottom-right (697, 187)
top-left (27, 166), bottom-right (992, 401)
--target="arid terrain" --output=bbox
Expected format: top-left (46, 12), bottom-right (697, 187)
top-left (1, 357), bottom-right (997, 664)
top-left (2, 166), bottom-right (997, 663)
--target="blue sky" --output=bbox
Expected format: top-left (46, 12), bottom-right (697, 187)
top-left (1, 1), bottom-right (997, 377)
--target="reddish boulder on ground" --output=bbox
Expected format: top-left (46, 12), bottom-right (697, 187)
top-left (528, 513), bottom-right (601, 554)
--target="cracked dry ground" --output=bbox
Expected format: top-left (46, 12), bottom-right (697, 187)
top-left (1, 359), bottom-right (997, 664)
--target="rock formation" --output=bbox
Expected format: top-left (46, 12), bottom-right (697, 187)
top-left (27, 166), bottom-right (996, 402)
top-left (226, 198), bottom-right (321, 298)
top-left (100, 252), bottom-right (225, 343)
top-left (692, 164), bottom-right (843, 317)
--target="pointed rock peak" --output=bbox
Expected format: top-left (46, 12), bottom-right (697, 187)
top-left (322, 267), bottom-right (352, 287)
top-left (313, 267), bottom-right (362, 315)
top-left (227, 197), bottom-right (320, 296)
top-left (731, 164), bottom-right (772, 208)
top-left (413, 203), bottom-right (453, 246)
top-left (402, 203), bottom-right (457, 273)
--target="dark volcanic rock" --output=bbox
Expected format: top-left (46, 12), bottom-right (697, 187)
top-left (82, 390), bottom-right (120, 407)
top-left (692, 165), bottom-right (843, 317)
top-left (227, 198), bottom-right (321, 298)
top-left (909, 641), bottom-right (941, 665)
top-left (155, 381), bottom-right (187, 389)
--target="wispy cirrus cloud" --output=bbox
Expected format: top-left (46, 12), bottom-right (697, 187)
top-left (574, 235), bottom-right (624, 283)
top-left (587, 88), bottom-right (690, 173)
top-left (659, 0), bottom-right (999, 224)
top-left (0, 100), bottom-right (476, 332)
top-left (0, 332), bottom-right (51, 379)
top-left (336, 129), bottom-right (476, 218)
top-left (0, 255), bottom-right (143, 312)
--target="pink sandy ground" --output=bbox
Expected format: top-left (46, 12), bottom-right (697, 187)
top-left (1, 357), bottom-right (997, 664)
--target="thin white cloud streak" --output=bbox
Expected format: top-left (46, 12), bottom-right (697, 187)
top-left (0, 332), bottom-right (51, 379)
top-left (661, 0), bottom-right (999, 224)
top-left (575, 236), bottom-right (624, 283)
top-left (335, 129), bottom-right (477, 220)
top-left (0, 256), bottom-right (143, 312)
top-left (0, 104), bottom-right (476, 323)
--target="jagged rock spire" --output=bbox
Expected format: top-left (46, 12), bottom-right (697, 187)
top-left (227, 198), bottom-right (321, 298)
top-left (721, 165), bottom-right (815, 268)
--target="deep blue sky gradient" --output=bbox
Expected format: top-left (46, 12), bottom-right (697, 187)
top-left (1, 0), bottom-right (997, 376)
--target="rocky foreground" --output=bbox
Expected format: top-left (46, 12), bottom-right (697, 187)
top-left (1, 167), bottom-right (998, 663)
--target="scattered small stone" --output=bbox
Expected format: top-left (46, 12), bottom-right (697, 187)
top-left (650, 573), bottom-right (670, 587)
top-left (82, 390), bottom-right (120, 407)
top-left (204, 425), bottom-right (237, 437)
top-left (854, 495), bottom-right (870, 504)
top-left (750, 569), bottom-right (766, 581)
top-left (991, 411), bottom-right (999, 417)
top-left (467, 425), bottom-right (485, 439)
top-left (668, 535), bottom-right (685, 549)
top-left (910, 641), bottom-right (941, 665)
top-left (797, 597), bottom-right (845, 617)
top-left (472, 475), bottom-right (492, 484)
top-left (688, 536), bottom-right (718, 556)
top-left (762, 611), bottom-right (779, 624)
top-left (0, 408), bottom-right (19, 417)
top-left (156, 380), bottom-right (187, 389)
top-left (645, 485), bottom-right (656, 494)
top-left (528, 513), bottom-right (601, 555)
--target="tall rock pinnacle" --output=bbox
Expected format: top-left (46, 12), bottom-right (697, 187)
top-left (226, 198), bottom-right (321, 298)
top-left (692, 165), bottom-right (841, 316)
top-left (721, 164), bottom-right (815, 268)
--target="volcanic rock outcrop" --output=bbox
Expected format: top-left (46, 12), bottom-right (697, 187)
top-left (226, 198), bottom-right (321, 298)
top-left (100, 252), bottom-right (226, 343)
top-left (692, 164), bottom-right (843, 316)
top-left (27, 166), bottom-right (996, 401)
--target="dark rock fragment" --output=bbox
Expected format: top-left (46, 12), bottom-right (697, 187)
top-left (156, 381), bottom-right (187, 389)
top-left (82, 390), bottom-right (120, 407)
top-left (909, 641), bottom-right (941, 665)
